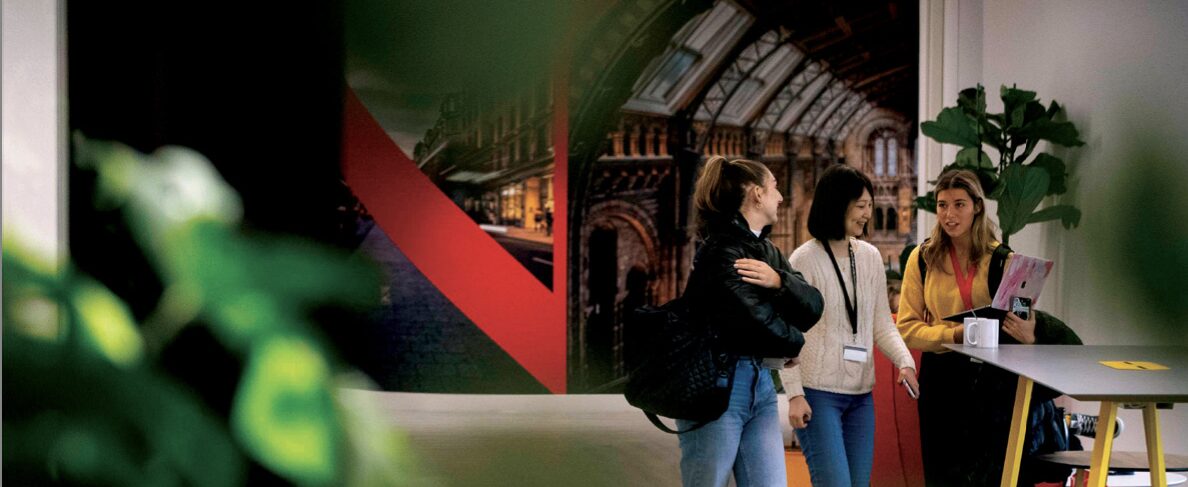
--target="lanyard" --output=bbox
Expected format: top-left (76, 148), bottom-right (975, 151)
top-left (822, 239), bottom-right (858, 335)
top-left (949, 246), bottom-right (977, 311)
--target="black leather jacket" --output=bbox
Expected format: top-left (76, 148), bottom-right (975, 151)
top-left (685, 213), bottom-right (824, 358)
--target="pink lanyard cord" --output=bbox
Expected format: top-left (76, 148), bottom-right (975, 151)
top-left (948, 247), bottom-right (977, 311)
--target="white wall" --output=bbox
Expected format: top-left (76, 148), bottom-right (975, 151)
top-left (937, 0), bottom-right (1188, 455)
top-left (2, 0), bottom-right (66, 267)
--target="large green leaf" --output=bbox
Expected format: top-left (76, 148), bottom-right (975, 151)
top-left (914, 192), bottom-right (937, 213)
top-left (1013, 138), bottom-right (1039, 165)
top-left (955, 147), bottom-right (994, 169)
top-left (975, 167), bottom-right (1001, 196)
top-left (980, 118), bottom-right (1006, 153)
top-left (233, 335), bottom-right (340, 485)
top-left (1001, 85), bottom-right (1037, 129)
top-left (996, 164), bottom-right (1050, 238)
top-left (3, 331), bottom-right (245, 487)
top-left (1016, 118), bottom-right (1086, 147)
top-left (71, 280), bottom-right (144, 367)
top-left (1021, 100), bottom-right (1048, 126)
top-left (921, 107), bottom-right (980, 148)
top-left (1046, 100), bottom-right (1063, 118)
top-left (1028, 153), bottom-right (1069, 195)
top-left (1027, 204), bottom-right (1082, 229)
top-left (957, 85), bottom-right (986, 116)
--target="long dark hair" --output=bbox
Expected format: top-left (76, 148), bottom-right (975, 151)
top-left (807, 164), bottom-right (874, 240)
top-left (692, 156), bottom-right (770, 236)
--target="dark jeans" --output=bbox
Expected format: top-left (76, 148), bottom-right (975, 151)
top-left (918, 351), bottom-right (1004, 487)
top-left (918, 351), bottom-right (1076, 487)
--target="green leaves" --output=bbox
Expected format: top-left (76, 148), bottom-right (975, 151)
top-left (921, 107), bottom-right (980, 148)
top-left (1016, 118), bottom-right (1085, 147)
top-left (914, 191), bottom-right (937, 213)
top-left (1027, 204), bottom-right (1082, 229)
top-left (955, 147), bottom-right (994, 169)
top-left (996, 165), bottom-right (1050, 238)
top-left (918, 84), bottom-right (1085, 240)
top-left (1029, 153), bottom-right (1069, 195)
top-left (71, 280), bottom-right (144, 367)
top-left (1001, 85), bottom-right (1037, 129)
top-left (4, 135), bottom-right (403, 486)
top-left (957, 86), bottom-right (986, 115)
top-left (3, 329), bottom-right (246, 487)
top-left (234, 335), bottom-right (340, 485)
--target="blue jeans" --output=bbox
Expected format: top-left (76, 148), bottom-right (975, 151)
top-left (676, 357), bottom-right (786, 487)
top-left (794, 388), bottom-right (875, 487)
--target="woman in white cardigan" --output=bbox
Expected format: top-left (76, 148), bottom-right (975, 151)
top-left (780, 164), bottom-right (918, 487)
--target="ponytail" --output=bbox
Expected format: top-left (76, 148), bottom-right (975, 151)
top-left (692, 156), bottom-right (769, 236)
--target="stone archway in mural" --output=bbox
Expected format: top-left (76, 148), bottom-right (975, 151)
top-left (566, 0), bottom-right (921, 392)
top-left (577, 199), bottom-right (661, 392)
top-left (566, 0), bottom-right (713, 390)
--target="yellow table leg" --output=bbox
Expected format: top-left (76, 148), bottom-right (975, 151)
top-left (1144, 403), bottom-right (1167, 487)
top-left (1073, 468), bottom-right (1087, 487)
top-left (1087, 401), bottom-right (1119, 487)
top-left (1001, 376), bottom-right (1033, 487)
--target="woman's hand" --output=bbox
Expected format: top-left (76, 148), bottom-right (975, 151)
top-left (788, 395), bottom-right (812, 429)
top-left (735, 258), bottom-right (781, 289)
top-left (1002, 311), bottom-right (1037, 344)
top-left (898, 367), bottom-right (919, 397)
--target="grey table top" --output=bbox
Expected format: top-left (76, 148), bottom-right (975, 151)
top-left (1034, 451), bottom-right (1188, 471)
top-left (941, 345), bottom-right (1188, 402)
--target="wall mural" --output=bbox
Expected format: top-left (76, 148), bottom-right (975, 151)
top-left (344, 0), bottom-right (919, 394)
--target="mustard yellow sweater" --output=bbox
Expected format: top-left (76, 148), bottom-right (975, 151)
top-left (896, 242), bottom-right (1003, 352)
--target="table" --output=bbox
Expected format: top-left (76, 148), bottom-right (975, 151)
top-left (1036, 451), bottom-right (1188, 486)
top-left (942, 345), bottom-right (1188, 487)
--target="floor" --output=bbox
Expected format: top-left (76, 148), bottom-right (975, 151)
top-left (338, 389), bottom-right (804, 486)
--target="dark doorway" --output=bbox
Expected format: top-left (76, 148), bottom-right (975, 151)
top-left (585, 226), bottom-right (618, 390)
top-left (621, 265), bottom-right (650, 380)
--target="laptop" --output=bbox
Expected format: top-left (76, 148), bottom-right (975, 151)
top-left (942, 253), bottom-right (1054, 322)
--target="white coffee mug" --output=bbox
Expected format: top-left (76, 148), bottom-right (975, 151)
top-left (963, 317), bottom-right (1000, 348)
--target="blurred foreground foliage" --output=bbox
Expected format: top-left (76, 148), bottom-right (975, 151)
top-left (1091, 136), bottom-right (1188, 343)
top-left (4, 136), bottom-right (416, 486)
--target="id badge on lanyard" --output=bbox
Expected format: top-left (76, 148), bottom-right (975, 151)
top-left (843, 345), bottom-right (869, 363)
top-left (822, 240), bottom-right (867, 363)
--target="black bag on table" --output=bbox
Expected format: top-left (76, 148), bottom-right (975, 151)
top-left (623, 297), bottom-right (736, 434)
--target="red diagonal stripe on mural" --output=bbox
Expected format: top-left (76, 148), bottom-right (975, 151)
top-left (342, 89), bottom-right (565, 393)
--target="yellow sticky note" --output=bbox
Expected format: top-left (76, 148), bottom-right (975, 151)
top-left (1100, 361), bottom-right (1169, 371)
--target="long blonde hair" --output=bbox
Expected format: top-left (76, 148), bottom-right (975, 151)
top-left (691, 156), bottom-right (770, 236)
top-left (921, 169), bottom-right (999, 272)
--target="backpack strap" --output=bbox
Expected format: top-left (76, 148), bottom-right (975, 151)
top-left (916, 240), bottom-right (1013, 297)
top-left (917, 239), bottom-right (929, 285)
top-left (645, 412), bottom-right (712, 434)
top-left (987, 243), bottom-right (1012, 297)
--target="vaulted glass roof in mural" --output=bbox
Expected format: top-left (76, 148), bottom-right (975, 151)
top-left (623, 0), bottom-right (916, 141)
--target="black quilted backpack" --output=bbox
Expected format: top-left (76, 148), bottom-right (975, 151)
top-left (623, 297), bottom-right (737, 434)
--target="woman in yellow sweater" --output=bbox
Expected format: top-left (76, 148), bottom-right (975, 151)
top-left (896, 169), bottom-right (1037, 486)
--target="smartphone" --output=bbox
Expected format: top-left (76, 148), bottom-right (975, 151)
top-left (1011, 296), bottom-right (1032, 320)
top-left (901, 379), bottom-right (918, 399)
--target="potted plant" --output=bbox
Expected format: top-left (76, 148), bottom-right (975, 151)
top-left (916, 84), bottom-right (1085, 245)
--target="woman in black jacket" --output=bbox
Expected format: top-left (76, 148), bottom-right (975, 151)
top-left (676, 156), bottom-right (823, 487)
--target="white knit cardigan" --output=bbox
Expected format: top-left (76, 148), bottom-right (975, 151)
top-left (780, 238), bottom-right (915, 397)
